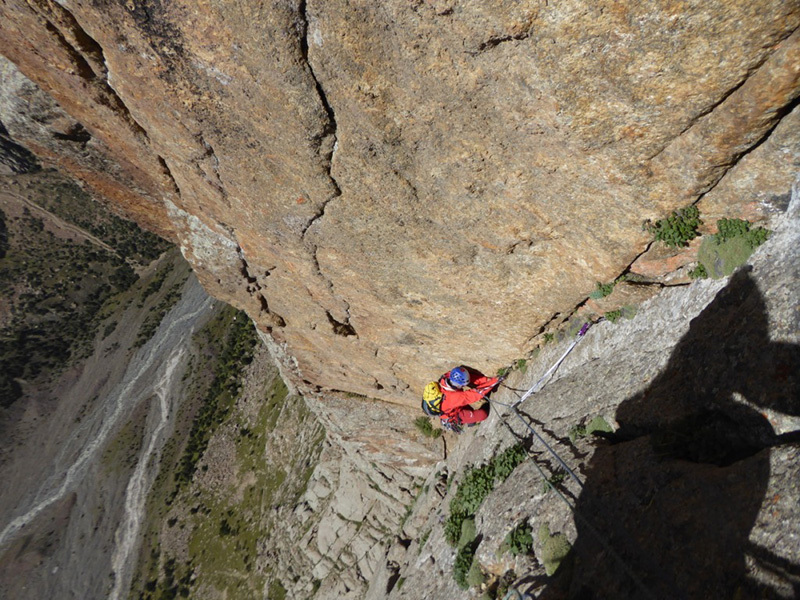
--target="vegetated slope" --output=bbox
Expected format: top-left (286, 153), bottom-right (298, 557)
top-left (367, 183), bottom-right (800, 600)
top-left (127, 305), bottom-right (436, 600)
top-left (0, 168), bottom-right (170, 406)
top-left (128, 308), bottom-right (327, 600)
top-left (0, 164), bottom-right (217, 599)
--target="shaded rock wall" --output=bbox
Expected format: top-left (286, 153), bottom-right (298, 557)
top-left (0, 1), bottom-right (798, 402)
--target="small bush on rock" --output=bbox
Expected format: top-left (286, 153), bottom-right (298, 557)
top-left (444, 444), bottom-right (527, 545)
top-left (647, 205), bottom-right (701, 247)
top-left (688, 263), bottom-right (708, 279)
top-left (493, 443), bottom-right (528, 481)
top-left (504, 521), bottom-right (534, 556)
top-left (413, 416), bottom-right (441, 438)
top-left (589, 281), bottom-right (615, 299)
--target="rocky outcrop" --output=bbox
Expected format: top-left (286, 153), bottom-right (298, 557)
top-left (369, 177), bottom-right (800, 600)
top-left (0, 1), bottom-right (798, 403)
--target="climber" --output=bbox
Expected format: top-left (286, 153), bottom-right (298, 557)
top-left (421, 366), bottom-right (502, 433)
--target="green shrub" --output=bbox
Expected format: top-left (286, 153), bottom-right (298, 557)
top-left (647, 205), bottom-right (701, 247)
top-left (445, 444), bottom-right (526, 545)
top-left (454, 542), bottom-right (478, 589)
top-left (493, 443), bottom-right (527, 481)
top-left (589, 281), bottom-right (614, 299)
top-left (716, 218), bottom-right (769, 248)
top-left (452, 465), bottom-right (498, 526)
top-left (568, 424), bottom-right (587, 443)
top-left (504, 521), bottom-right (534, 556)
top-left (413, 416), bottom-right (442, 438)
top-left (444, 511), bottom-right (467, 546)
top-left (604, 309), bottom-right (622, 323)
top-left (498, 359), bottom-right (528, 378)
top-left (688, 263), bottom-right (708, 279)
top-left (542, 470), bottom-right (566, 494)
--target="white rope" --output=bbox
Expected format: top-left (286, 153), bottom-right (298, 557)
top-left (513, 330), bottom-right (586, 408)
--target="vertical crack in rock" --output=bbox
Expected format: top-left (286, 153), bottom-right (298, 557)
top-left (237, 246), bottom-right (286, 330)
top-left (298, 0), bottom-right (340, 175)
top-left (296, 1), bottom-right (357, 339)
top-left (650, 26), bottom-right (800, 198)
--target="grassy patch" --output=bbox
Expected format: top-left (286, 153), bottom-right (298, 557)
top-left (697, 218), bottom-right (770, 279)
top-left (538, 523), bottom-right (572, 576)
top-left (268, 578), bottom-right (287, 600)
top-left (569, 416), bottom-right (613, 443)
top-left (413, 416), bottom-right (442, 438)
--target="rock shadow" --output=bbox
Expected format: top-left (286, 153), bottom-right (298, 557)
top-left (539, 268), bottom-right (800, 600)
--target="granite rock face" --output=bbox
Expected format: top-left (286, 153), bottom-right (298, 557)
top-left (369, 177), bottom-right (800, 600)
top-left (0, 1), bottom-right (798, 402)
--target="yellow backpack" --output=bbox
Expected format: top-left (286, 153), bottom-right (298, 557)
top-left (421, 381), bottom-right (443, 416)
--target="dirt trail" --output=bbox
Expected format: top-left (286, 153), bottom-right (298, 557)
top-left (0, 187), bottom-right (118, 255)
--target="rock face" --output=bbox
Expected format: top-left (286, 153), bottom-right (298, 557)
top-left (0, 1), bottom-right (799, 402)
top-left (369, 177), bottom-right (800, 600)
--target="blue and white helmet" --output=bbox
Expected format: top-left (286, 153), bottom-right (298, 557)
top-left (449, 366), bottom-right (469, 387)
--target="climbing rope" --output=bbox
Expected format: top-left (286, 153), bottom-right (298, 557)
top-left (492, 322), bottom-right (591, 487)
top-left (513, 322), bottom-right (590, 408)
top-left (489, 321), bottom-right (660, 600)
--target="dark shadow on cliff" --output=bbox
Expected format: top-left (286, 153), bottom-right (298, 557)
top-left (536, 268), bottom-right (800, 600)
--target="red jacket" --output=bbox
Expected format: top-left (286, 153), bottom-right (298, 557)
top-left (439, 367), bottom-right (499, 415)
